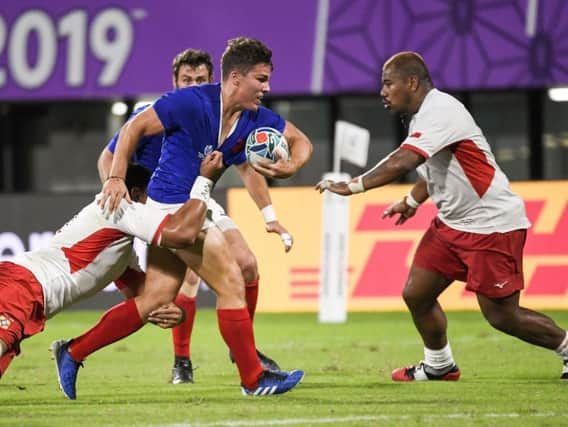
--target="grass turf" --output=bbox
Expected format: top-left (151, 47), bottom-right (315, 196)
top-left (1, 309), bottom-right (567, 426)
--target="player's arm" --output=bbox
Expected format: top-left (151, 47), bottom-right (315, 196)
top-left (235, 162), bottom-right (294, 252)
top-left (159, 151), bottom-right (223, 248)
top-left (100, 107), bottom-right (165, 212)
top-left (97, 146), bottom-right (114, 183)
top-left (316, 147), bottom-right (425, 196)
top-left (382, 177), bottom-right (429, 225)
top-left (252, 120), bottom-right (313, 179)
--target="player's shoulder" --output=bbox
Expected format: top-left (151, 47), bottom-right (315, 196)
top-left (246, 105), bottom-right (282, 124)
top-left (419, 89), bottom-right (468, 123)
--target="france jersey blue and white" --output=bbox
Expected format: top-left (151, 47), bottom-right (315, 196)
top-left (149, 83), bottom-right (285, 204)
top-left (107, 104), bottom-right (163, 173)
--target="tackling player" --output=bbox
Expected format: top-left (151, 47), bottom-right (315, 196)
top-left (0, 153), bottom-right (221, 380)
top-left (317, 51), bottom-right (568, 381)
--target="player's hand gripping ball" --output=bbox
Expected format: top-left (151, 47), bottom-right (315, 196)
top-left (245, 127), bottom-right (290, 166)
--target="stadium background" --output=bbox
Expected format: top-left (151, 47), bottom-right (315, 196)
top-left (1, 0), bottom-right (567, 312)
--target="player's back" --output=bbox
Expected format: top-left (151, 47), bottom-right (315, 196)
top-left (12, 197), bottom-right (166, 318)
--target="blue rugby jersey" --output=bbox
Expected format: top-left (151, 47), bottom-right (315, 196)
top-left (149, 83), bottom-right (285, 204)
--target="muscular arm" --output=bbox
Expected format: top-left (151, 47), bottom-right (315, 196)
top-left (317, 148), bottom-right (425, 195)
top-left (236, 161), bottom-right (271, 209)
top-left (101, 107), bottom-right (164, 211)
top-left (160, 200), bottom-right (208, 248)
top-left (409, 177), bottom-right (429, 204)
top-left (360, 148), bottom-right (425, 190)
top-left (97, 148), bottom-right (113, 183)
top-left (109, 107), bottom-right (164, 180)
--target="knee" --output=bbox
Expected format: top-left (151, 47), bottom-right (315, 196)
top-left (402, 285), bottom-right (429, 313)
top-left (236, 252), bottom-right (258, 284)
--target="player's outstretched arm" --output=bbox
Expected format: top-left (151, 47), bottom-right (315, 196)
top-left (100, 107), bottom-right (165, 213)
top-left (160, 151), bottom-right (224, 248)
top-left (252, 120), bottom-right (313, 179)
top-left (236, 162), bottom-right (294, 252)
top-left (316, 148), bottom-right (424, 196)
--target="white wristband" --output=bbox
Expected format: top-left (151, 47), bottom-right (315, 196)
top-left (261, 204), bottom-right (277, 223)
top-left (347, 177), bottom-right (365, 194)
top-left (189, 176), bottom-right (213, 202)
top-left (405, 192), bottom-right (421, 209)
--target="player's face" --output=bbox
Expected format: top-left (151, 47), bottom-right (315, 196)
top-left (380, 66), bottom-right (412, 114)
top-left (174, 64), bottom-right (212, 89)
top-left (236, 63), bottom-right (272, 111)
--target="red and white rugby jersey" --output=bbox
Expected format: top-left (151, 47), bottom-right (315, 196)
top-left (401, 89), bottom-right (530, 234)
top-left (12, 195), bottom-right (169, 318)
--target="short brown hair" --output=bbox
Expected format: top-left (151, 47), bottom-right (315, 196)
top-left (221, 37), bottom-right (273, 81)
top-left (172, 48), bottom-right (214, 80)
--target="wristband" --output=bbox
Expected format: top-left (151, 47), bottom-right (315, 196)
top-left (347, 177), bottom-right (365, 194)
top-left (405, 192), bottom-right (421, 209)
top-left (189, 176), bottom-right (213, 202)
top-left (107, 175), bottom-right (125, 181)
top-left (261, 204), bottom-right (277, 223)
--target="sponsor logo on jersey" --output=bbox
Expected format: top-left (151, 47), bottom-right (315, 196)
top-left (198, 145), bottom-right (214, 159)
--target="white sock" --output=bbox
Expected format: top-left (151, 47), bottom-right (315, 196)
top-left (555, 331), bottom-right (568, 360)
top-left (424, 343), bottom-right (455, 370)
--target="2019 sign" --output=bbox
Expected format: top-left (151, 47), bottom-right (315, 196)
top-left (0, 8), bottom-right (135, 90)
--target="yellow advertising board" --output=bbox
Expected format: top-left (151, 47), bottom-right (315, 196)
top-left (228, 181), bottom-right (568, 312)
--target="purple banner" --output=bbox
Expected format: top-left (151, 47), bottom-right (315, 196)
top-left (322, 0), bottom-right (568, 92)
top-left (0, 0), bottom-right (318, 99)
top-left (1, 0), bottom-right (567, 100)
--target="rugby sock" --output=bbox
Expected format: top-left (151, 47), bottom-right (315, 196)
top-left (217, 308), bottom-right (263, 389)
top-left (554, 331), bottom-right (568, 359)
top-left (171, 294), bottom-right (196, 359)
top-left (0, 349), bottom-right (16, 378)
top-left (68, 299), bottom-right (143, 362)
top-left (424, 342), bottom-right (455, 371)
top-left (244, 276), bottom-right (259, 321)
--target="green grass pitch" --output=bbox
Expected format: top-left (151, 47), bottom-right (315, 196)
top-left (2, 309), bottom-right (567, 426)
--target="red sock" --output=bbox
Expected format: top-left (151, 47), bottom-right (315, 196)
top-left (69, 299), bottom-right (144, 362)
top-left (0, 349), bottom-right (16, 378)
top-left (217, 308), bottom-right (263, 389)
top-left (245, 276), bottom-right (259, 321)
top-left (171, 294), bottom-right (196, 358)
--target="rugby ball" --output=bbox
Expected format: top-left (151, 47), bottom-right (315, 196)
top-left (245, 127), bottom-right (290, 165)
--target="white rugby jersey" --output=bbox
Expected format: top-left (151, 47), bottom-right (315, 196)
top-left (401, 89), bottom-right (530, 234)
top-left (13, 195), bottom-right (169, 318)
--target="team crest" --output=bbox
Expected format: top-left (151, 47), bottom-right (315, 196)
top-left (0, 314), bottom-right (13, 330)
top-left (198, 145), bottom-right (214, 159)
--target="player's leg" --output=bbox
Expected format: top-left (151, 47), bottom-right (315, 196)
top-left (55, 246), bottom-right (186, 399)
top-left (170, 268), bottom-right (199, 384)
top-left (175, 226), bottom-right (303, 394)
top-left (392, 221), bottom-right (461, 382)
top-left (477, 291), bottom-right (568, 378)
top-left (222, 227), bottom-right (280, 370)
top-left (391, 265), bottom-right (458, 381)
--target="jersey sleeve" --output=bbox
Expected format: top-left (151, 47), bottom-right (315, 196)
top-left (401, 106), bottom-right (470, 159)
top-left (113, 200), bottom-right (171, 246)
top-left (153, 88), bottom-right (201, 133)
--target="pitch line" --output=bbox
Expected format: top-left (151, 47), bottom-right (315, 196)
top-left (157, 412), bottom-right (559, 427)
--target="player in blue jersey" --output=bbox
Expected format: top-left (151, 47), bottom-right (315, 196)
top-left (56, 38), bottom-right (311, 397)
top-left (98, 47), bottom-right (295, 384)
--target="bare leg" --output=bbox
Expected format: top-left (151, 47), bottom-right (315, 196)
top-left (477, 291), bottom-right (566, 349)
top-left (402, 265), bottom-right (453, 349)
